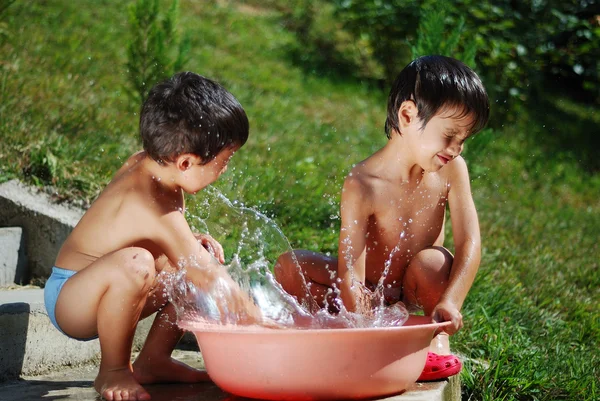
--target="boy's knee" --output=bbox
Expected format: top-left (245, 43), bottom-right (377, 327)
top-left (403, 247), bottom-right (453, 313)
top-left (274, 251), bottom-right (295, 282)
top-left (409, 247), bottom-right (453, 280)
top-left (121, 247), bottom-right (156, 290)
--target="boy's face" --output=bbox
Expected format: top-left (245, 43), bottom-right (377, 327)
top-left (407, 106), bottom-right (475, 172)
top-left (178, 146), bottom-right (238, 194)
top-left (207, 145), bottom-right (238, 179)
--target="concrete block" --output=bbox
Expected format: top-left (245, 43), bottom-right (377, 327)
top-left (0, 289), bottom-right (155, 382)
top-left (0, 289), bottom-right (99, 381)
top-left (0, 227), bottom-right (27, 287)
top-left (0, 180), bottom-right (84, 281)
top-left (388, 375), bottom-right (460, 400)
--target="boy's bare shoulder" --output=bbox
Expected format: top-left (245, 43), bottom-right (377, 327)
top-left (343, 162), bottom-right (379, 197)
top-left (442, 155), bottom-right (471, 184)
top-left (92, 151), bottom-right (183, 232)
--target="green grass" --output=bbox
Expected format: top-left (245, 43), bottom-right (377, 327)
top-left (1, 1), bottom-right (598, 399)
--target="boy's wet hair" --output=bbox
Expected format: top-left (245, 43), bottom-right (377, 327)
top-left (385, 55), bottom-right (489, 138)
top-left (140, 72), bottom-right (249, 164)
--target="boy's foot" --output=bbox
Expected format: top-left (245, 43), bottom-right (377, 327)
top-left (94, 367), bottom-right (151, 400)
top-left (430, 332), bottom-right (451, 355)
top-left (133, 356), bottom-right (210, 384)
top-left (417, 352), bottom-right (462, 381)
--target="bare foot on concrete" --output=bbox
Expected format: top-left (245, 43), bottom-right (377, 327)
top-left (133, 356), bottom-right (210, 384)
top-left (94, 367), bottom-right (151, 400)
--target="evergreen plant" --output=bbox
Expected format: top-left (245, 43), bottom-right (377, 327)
top-left (126, 0), bottom-right (191, 104)
top-left (410, 1), bottom-right (477, 68)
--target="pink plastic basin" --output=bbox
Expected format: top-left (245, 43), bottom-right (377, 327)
top-left (179, 315), bottom-right (449, 400)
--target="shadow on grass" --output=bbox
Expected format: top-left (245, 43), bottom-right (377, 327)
top-left (529, 96), bottom-right (600, 172)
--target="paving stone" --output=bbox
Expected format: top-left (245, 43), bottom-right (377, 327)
top-left (0, 350), bottom-right (459, 401)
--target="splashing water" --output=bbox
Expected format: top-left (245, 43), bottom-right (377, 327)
top-left (162, 186), bottom-right (408, 329)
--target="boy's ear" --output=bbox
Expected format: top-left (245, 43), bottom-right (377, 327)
top-left (176, 154), bottom-right (201, 171)
top-left (398, 100), bottom-right (418, 130)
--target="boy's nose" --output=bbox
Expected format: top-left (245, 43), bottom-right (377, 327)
top-left (448, 142), bottom-right (463, 157)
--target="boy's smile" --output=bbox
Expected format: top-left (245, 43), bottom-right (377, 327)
top-left (395, 101), bottom-right (477, 173)
top-left (411, 107), bottom-right (474, 172)
top-left (437, 153), bottom-right (452, 165)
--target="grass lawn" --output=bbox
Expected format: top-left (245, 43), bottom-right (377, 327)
top-left (1, 1), bottom-right (598, 400)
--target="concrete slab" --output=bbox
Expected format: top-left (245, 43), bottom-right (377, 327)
top-left (0, 227), bottom-right (27, 287)
top-left (0, 288), bottom-right (154, 382)
top-left (0, 350), bottom-right (459, 401)
top-left (0, 180), bottom-right (84, 281)
top-left (0, 288), bottom-right (100, 381)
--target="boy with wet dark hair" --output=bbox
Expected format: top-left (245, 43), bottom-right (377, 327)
top-left (385, 55), bottom-right (489, 138)
top-left (275, 55), bottom-right (490, 381)
top-left (140, 72), bottom-right (250, 164)
top-left (44, 72), bottom-right (260, 401)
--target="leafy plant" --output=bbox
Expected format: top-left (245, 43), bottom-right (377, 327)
top-left (281, 0), bottom-right (385, 81)
top-left (410, 0), bottom-right (477, 68)
top-left (280, 0), bottom-right (599, 123)
top-left (22, 143), bottom-right (63, 186)
top-left (126, 0), bottom-right (191, 104)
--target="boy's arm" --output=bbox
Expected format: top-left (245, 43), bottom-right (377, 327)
top-left (157, 211), bottom-right (220, 277)
top-left (153, 210), bottom-right (260, 323)
top-left (337, 174), bottom-right (371, 312)
top-left (193, 233), bottom-right (225, 263)
top-left (436, 157), bottom-right (481, 333)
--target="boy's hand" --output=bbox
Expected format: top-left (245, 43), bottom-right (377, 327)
top-left (188, 265), bottom-right (263, 325)
top-left (431, 300), bottom-right (463, 335)
top-left (194, 233), bottom-right (225, 263)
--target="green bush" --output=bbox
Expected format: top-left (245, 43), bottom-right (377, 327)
top-left (280, 0), bottom-right (600, 121)
top-left (281, 0), bottom-right (385, 80)
top-left (126, 0), bottom-right (191, 105)
top-left (410, 1), bottom-right (477, 68)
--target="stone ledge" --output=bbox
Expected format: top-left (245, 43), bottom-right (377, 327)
top-left (0, 180), bottom-right (84, 281)
top-left (0, 288), bottom-right (154, 382)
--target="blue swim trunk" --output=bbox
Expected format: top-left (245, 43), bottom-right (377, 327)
top-left (44, 266), bottom-right (98, 341)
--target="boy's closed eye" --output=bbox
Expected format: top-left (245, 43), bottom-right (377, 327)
top-left (445, 130), bottom-right (469, 145)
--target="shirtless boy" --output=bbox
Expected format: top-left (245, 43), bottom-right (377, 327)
top-left (275, 55), bottom-right (489, 380)
top-left (44, 72), bottom-right (260, 400)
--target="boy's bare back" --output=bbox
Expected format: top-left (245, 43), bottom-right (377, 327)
top-left (56, 152), bottom-right (185, 271)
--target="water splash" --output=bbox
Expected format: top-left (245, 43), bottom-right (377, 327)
top-left (164, 186), bottom-right (408, 329)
